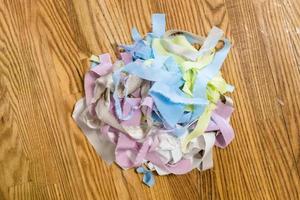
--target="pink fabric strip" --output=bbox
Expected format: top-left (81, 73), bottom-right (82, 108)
top-left (115, 133), bottom-right (193, 174)
top-left (211, 101), bottom-right (235, 148)
top-left (84, 54), bottom-right (113, 107)
top-left (145, 153), bottom-right (193, 175)
top-left (121, 98), bottom-right (142, 126)
top-left (121, 52), bottom-right (133, 64)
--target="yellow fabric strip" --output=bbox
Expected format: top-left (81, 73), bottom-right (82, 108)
top-left (90, 55), bottom-right (101, 63)
top-left (152, 38), bottom-right (186, 65)
top-left (181, 51), bottom-right (215, 97)
top-left (181, 103), bottom-right (216, 153)
top-left (181, 73), bottom-right (233, 151)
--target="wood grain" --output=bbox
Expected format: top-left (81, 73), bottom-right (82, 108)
top-left (0, 0), bottom-right (299, 199)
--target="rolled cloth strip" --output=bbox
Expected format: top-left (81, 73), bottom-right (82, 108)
top-left (72, 13), bottom-right (235, 187)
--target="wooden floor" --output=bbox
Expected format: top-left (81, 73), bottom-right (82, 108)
top-left (0, 0), bottom-right (299, 199)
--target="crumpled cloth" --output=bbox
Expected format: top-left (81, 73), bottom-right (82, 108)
top-left (72, 13), bottom-right (235, 187)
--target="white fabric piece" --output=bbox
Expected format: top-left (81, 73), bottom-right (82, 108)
top-left (184, 132), bottom-right (216, 171)
top-left (72, 98), bottom-right (116, 164)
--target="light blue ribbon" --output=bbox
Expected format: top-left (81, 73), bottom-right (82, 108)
top-left (152, 13), bottom-right (166, 37)
top-left (192, 39), bottom-right (231, 120)
top-left (131, 27), bottom-right (142, 42)
top-left (136, 166), bottom-right (155, 187)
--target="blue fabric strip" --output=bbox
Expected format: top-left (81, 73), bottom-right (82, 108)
top-left (198, 26), bottom-right (224, 57)
top-left (152, 14), bottom-right (166, 37)
top-left (131, 27), bottom-right (142, 42)
top-left (136, 167), bottom-right (155, 187)
top-left (150, 91), bottom-right (185, 127)
top-left (150, 82), bottom-right (208, 105)
top-left (192, 39), bottom-right (231, 120)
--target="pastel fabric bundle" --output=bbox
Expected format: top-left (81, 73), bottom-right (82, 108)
top-left (73, 13), bottom-right (235, 187)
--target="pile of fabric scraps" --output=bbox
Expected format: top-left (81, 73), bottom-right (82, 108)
top-left (73, 13), bottom-right (235, 187)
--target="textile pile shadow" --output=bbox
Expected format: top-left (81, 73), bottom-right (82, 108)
top-left (73, 13), bottom-right (235, 187)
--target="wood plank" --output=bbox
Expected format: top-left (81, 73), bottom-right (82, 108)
top-left (8, 183), bottom-right (63, 200)
top-left (0, 0), bottom-right (299, 199)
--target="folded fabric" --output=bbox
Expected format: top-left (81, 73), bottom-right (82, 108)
top-left (72, 13), bottom-right (235, 187)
